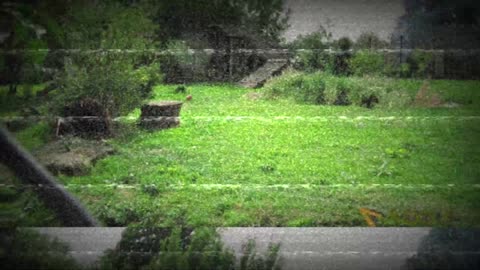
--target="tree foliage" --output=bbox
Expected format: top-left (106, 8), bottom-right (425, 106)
top-left (0, 3), bottom-right (50, 91)
top-left (151, 0), bottom-right (288, 44)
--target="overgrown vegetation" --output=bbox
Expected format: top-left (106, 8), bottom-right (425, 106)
top-left (100, 227), bottom-right (281, 270)
top-left (264, 70), bottom-right (411, 108)
top-left (0, 228), bottom-right (80, 270)
top-left (288, 30), bottom-right (439, 79)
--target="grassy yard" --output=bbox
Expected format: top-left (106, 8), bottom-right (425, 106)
top-left (2, 77), bottom-right (480, 227)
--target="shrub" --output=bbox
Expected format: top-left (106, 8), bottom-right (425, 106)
top-left (349, 50), bottom-right (385, 76)
top-left (263, 70), bottom-right (327, 104)
top-left (408, 50), bottom-right (434, 78)
top-left (329, 77), bottom-right (353, 105)
top-left (53, 2), bottom-right (161, 118)
top-left (335, 37), bottom-right (353, 51)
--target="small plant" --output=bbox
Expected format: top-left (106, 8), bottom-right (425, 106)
top-left (175, 85), bottom-right (187, 94)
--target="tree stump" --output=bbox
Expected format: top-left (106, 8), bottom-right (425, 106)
top-left (58, 98), bottom-right (110, 138)
top-left (139, 101), bottom-right (183, 129)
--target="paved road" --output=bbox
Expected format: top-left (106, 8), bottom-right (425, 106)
top-left (35, 227), bottom-right (480, 269)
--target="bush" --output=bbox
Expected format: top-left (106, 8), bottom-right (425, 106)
top-left (324, 77), bottom-right (353, 105)
top-left (408, 50), bottom-right (434, 78)
top-left (349, 50), bottom-right (385, 76)
top-left (264, 70), bottom-right (326, 104)
top-left (53, 2), bottom-right (161, 118)
top-left (56, 56), bottom-right (159, 117)
top-left (335, 37), bottom-right (353, 51)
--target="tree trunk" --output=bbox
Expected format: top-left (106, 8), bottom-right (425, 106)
top-left (8, 84), bottom-right (17, 96)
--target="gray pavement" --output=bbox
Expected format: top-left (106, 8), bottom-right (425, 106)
top-left (34, 227), bottom-right (480, 269)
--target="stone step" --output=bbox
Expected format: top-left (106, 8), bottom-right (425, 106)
top-left (239, 58), bottom-right (289, 88)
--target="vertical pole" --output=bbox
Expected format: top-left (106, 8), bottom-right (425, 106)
top-left (399, 35), bottom-right (404, 64)
top-left (229, 38), bottom-right (233, 81)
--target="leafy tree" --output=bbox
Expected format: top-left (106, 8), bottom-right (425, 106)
top-left (0, 3), bottom-right (49, 94)
top-left (151, 0), bottom-right (289, 46)
top-left (288, 28), bottom-right (334, 73)
top-left (401, 0), bottom-right (480, 48)
top-left (354, 32), bottom-right (389, 50)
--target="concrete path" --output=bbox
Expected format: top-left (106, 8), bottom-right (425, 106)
top-left (34, 227), bottom-right (480, 269)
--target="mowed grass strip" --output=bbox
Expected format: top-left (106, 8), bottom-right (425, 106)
top-left (66, 117), bottom-right (479, 187)
top-left (5, 78), bottom-right (480, 227)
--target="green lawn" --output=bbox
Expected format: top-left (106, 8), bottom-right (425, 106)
top-left (2, 78), bottom-right (480, 227)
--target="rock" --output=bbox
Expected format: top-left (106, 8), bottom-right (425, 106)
top-left (441, 101), bottom-right (461, 108)
top-left (36, 136), bottom-right (115, 176)
top-left (139, 101), bottom-right (183, 130)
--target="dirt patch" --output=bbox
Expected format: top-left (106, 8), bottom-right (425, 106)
top-left (414, 81), bottom-right (443, 108)
top-left (35, 136), bottom-right (115, 176)
top-left (244, 92), bottom-right (263, 101)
